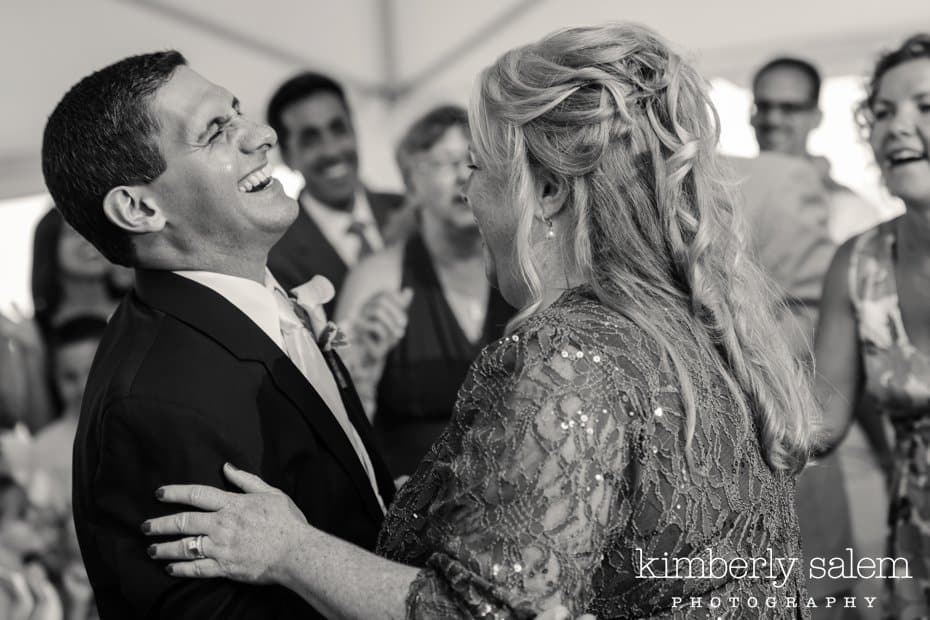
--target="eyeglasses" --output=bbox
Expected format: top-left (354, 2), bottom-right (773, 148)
top-left (416, 155), bottom-right (471, 171)
top-left (753, 100), bottom-right (818, 116)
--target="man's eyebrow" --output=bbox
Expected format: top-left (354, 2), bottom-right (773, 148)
top-left (195, 96), bottom-right (240, 142)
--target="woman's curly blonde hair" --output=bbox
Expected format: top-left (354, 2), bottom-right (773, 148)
top-left (469, 23), bottom-right (816, 473)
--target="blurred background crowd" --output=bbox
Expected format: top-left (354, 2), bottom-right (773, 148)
top-left (1, 1), bottom-right (930, 618)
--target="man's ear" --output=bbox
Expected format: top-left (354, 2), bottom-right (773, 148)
top-left (535, 172), bottom-right (568, 221)
top-left (102, 186), bottom-right (166, 234)
top-left (811, 107), bottom-right (824, 130)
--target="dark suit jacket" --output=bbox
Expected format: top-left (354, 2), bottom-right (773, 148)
top-left (268, 190), bottom-right (404, 315)
top-left (72, 269), bottom-right (395, 619)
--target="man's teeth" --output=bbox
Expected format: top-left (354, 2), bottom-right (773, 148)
top-left (239, 164), bottom-right (274, 193)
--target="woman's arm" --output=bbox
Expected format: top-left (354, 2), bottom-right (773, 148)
top-left (333, 248), bottom-right (409, 421)
top-left (812, 239), bottom-right (866, 451)
top-left (147, 473), bottom-right (585, 620)
top-left (145, 465), bottom-right (422, 619)
top-left (146, 326), bottom-right (626, 618)
top-left (282, 524), bottom-right (416, 620)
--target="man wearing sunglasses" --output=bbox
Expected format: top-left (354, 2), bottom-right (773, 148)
top-left (751, 56), bottom-right (883, 242)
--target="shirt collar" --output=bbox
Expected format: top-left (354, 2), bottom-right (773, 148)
top-left (173, 268), bottom-right (285, 350)
top-left (299, 187), bottom-right (375, 225)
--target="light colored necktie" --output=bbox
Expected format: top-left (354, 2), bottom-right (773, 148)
top-left (273, 288), bottom-right (385, 513)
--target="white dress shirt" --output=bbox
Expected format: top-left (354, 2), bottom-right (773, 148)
top-left (299, 189), bottom-right (383, 267)
top-left (173, 268), bottom-right (386, 512)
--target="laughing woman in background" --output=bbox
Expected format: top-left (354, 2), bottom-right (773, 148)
top-left (814, 34), bottom-right (930, 620)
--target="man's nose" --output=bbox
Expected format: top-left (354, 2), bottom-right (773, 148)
top-left (762, 107), bottom-right (786, 125)
top-left (316, 132), bottom-right (349, 160)
top-left (239, 119), bottom-right (277, 153)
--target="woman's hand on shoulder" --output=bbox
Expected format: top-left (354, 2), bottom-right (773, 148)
top-left (143, 463), bottom-right (309, 585)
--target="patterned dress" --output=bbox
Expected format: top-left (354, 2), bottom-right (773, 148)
top-left (377, 288), bottom-right (808, 619)
top-left (849, 220), bottom-right (930, 619)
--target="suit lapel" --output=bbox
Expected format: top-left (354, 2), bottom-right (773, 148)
top-left (367, 191), bottom-right (391, 230)
top-left (288, 209), bottom-right (349, 317)
top-left (134, 270), bottom-right (385, 522)
top-left (269, 209), bottom-right (348, 297)
top-left (292, 208), bottom-right (348, 274)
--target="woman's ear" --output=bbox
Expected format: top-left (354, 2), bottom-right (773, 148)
top-left (102, 186), bottom-right (166, 234)
top-left (535, 172), bottom-right (568, 221)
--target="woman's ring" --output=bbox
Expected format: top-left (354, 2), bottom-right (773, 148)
top-left (187, 535), bottom-right (207, 560)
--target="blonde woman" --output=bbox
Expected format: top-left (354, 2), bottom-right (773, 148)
top-left (145, 24), bottom-right (816, 618)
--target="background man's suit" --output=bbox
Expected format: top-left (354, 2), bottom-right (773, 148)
top-left (268, 190), bottom-right (404, 315)
top-left (72, 270), bottom-right (395, 619)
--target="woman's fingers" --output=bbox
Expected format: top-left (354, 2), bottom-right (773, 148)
top-left (143, 511), bottom-right (217, 536)
top-left (22, 562), bottom-right (62, 620)
top-left (156, 484), bottom-right (232, 510)
top-left (223, 463), bottom-right (275, 494)
top-left (165, 559), bottom-right (223, 579)
top-left (148, 535), bottom-right (218, 561)
top-left (0, 567), bottom-right (34, 620)
top-left (359, 291), bottom-right (410, 336)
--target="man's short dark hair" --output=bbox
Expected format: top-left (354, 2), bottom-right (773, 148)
top-left (41, 50), bottom-right (187, 266)
top-left (752, 57), bottom-right (822, 105)
top-left (395, 105), bottom-right (469, 185)
top-left (266, 72), bottom-right (350, 158)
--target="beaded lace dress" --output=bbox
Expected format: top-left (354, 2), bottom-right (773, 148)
top-left (376, 288), bottom-right (808, 619)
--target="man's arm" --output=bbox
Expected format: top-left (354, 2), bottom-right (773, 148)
top-left (92, 395), bottom-right (312, 619)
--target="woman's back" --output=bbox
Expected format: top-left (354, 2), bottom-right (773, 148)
top-left (378, 290), bottom-right (807, 619)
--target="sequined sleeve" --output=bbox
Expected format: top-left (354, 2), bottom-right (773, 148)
top-left (402, 322), bottom-right (641, 619)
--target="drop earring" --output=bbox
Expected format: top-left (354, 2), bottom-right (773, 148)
top-left (545, 217), bottom-right (556, 240)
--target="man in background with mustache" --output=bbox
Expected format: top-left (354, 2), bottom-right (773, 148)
top-left (751, 56), bottom-right (884, 242)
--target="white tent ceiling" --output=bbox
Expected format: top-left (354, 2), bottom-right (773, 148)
top-left (2, 0), bottom-right (929, 200)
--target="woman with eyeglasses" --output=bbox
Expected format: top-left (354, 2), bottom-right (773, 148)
top-left (335, 105), bottom-right (513, 477)
top-left (814, 34), bottom-right (930, 620)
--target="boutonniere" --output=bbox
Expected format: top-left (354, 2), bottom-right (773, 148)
top-left (290, 276), bottom-right (350, 352)
top-left (290, 276), bottom-right (335, 335)
top-left (316, 320), bottom-right (349, 352)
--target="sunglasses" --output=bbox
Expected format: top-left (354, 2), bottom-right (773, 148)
top-left (753, 100), bottom-right (818, 115)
